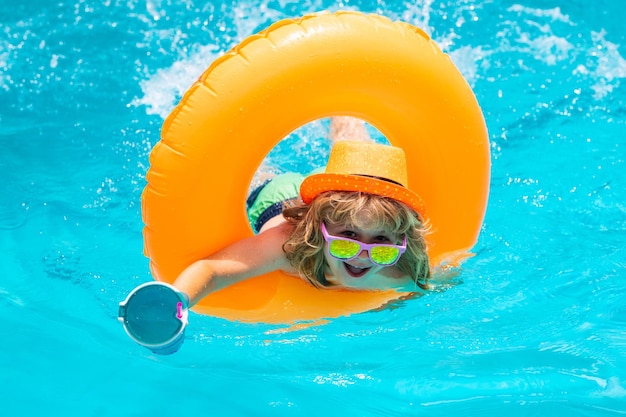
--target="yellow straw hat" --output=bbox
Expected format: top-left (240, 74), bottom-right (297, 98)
top-left (300, 141), bottom-right (426, 217)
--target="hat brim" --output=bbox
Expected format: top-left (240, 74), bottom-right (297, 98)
top-left (300, 173), bottom-right (426, 218)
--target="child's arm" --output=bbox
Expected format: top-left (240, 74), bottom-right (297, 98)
top-left (173, 222), bottom-right (293, 306)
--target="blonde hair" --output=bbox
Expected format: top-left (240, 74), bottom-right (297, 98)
top-left (282, 191), bottom-right (430, 290)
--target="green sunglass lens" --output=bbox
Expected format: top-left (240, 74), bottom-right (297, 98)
top-left (329, 240), bottom-right (361, 259)
top-left (370, 246), bottom-right (400, 265)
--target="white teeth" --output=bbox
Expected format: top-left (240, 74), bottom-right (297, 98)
top-left (345, 264), bottom-right (369, 274)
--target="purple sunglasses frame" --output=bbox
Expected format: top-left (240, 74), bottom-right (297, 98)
top-left (320, 222), bottom-right (407, 266)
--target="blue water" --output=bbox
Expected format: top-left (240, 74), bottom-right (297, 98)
top-left (1, 0), bottom-right (625, 415)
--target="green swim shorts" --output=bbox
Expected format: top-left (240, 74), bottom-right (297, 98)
top-left (246, 168), bottom-right (324, 233)
top-left (246, 172), bottom-right (306, 233)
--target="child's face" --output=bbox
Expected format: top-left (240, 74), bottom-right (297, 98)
top-left (323, 214), bottom-right (405, 290)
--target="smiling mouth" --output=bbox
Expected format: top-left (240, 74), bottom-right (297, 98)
top-left (343, 262), bottom-right (371, 278)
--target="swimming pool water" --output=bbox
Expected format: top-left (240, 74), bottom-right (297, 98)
top-left (1, 0), bottom-right (625, 415)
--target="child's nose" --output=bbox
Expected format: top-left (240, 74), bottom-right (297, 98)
top-left (355, 249), bottom-right (371, 262)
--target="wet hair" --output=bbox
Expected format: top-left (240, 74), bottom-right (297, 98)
top-left (282, 191), bottom-right (430, 290)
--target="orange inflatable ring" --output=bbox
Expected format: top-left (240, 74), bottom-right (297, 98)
top-left (142, 11), bottom-right (490, 324)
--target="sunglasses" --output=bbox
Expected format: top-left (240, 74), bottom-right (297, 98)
top-left (320, 222), bottom-right (406, 266)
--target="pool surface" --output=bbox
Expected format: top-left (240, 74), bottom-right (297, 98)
top-left (1, 0), bottom-right (625, 415)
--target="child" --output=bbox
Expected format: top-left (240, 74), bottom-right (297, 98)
top-left (173, 117), bottom-right (431, 306)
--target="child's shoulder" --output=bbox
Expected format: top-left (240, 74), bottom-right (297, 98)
top-left (253, 221), bottom-right (294, 257)
top-left (255, 221), bottom-right (297, 273)
top-left (257, 219), bottom-right (293, 240)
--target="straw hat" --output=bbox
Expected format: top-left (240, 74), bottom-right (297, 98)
top-left (300, 141), bottom-right (426, 217)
